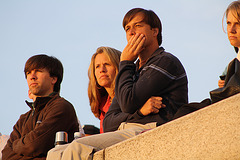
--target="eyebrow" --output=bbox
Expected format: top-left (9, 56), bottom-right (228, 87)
top-left (125, 20), bottom-right (145, 29)
top-left (134, 20), bottom-right (145, 24)
top-left (227, 20), bottom-right (240, 23)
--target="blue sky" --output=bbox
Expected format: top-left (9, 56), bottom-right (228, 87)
top-left (0, 0), bottom-right (235, 135)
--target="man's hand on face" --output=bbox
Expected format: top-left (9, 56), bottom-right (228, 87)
top-left (121, 33), bottom-right (145, 62)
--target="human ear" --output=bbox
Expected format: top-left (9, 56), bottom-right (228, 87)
top-left (152, 28), bottom-right (159, 37)
top-left (51, 77), bottom-right (58, 85)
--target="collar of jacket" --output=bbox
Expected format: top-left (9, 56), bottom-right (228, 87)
top-left (25, 92), bottom-right (59, 111)
top-left (136, 47), bottom-right (165, 70)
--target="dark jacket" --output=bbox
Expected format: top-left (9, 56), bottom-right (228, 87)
top-left (2, 93), bottom-right (79, 160)
top-left (103, 47), bottom-right (188, 132)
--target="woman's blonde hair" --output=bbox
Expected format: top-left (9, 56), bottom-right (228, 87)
top-left (223, 1), bottom-right (240, 32)
top-left (223, 1), bottom-right (240, 52)
top-left (88, 46), bottom-right (121, 118)
top-left (225, 1), bottom-right (240, 19)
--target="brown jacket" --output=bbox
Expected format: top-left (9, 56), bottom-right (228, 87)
top-left (2, 93), bottom-right (79, 160)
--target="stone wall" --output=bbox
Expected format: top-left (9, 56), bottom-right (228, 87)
top-left (94, 93), bottom-right (240, 160)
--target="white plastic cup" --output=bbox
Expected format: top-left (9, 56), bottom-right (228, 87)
top-left (74, 132), bottom-right (82, 139)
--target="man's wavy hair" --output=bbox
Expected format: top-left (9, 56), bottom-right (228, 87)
top-left (24, 54), bottom-right (63, 92)
top-left (122, 8), bottom-right (162, 46)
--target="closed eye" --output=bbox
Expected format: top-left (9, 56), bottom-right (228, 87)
top-left (95, 64), bottom-right (100, 69)
top-left (35, 69), bottom-right (43, 73)
top-left (125, 27), bottom-right (130, 32)
top-left (135, 24), bottom-right (142, 27)
top-left (104, 63), bottom-right (111, 66)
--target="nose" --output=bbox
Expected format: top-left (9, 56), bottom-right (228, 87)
top-left (28, 71), bottom-right (37, 80)
top-left (127, 28), bottom-right (136, 42)
top-left (99, 65), bottom-right (107, 73)
top-left (129, 27), bottom-right (136, 36)
top-left (229, 24), bottom-right (236, 34)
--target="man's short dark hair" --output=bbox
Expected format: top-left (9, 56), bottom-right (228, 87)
top-left (122, 8), bottom-right (162, 46)
top-left (24, 54), bottom-right (63, 92)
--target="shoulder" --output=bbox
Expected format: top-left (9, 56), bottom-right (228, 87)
top-left (155, 48), bottom-right (182, 64)
top-left (10, 110), bottom-right (32, 131)
top-left (18, 110), bottom-right (31, 121)
top-left (149, 49), bottom-right (182, 67)
top-left (46, 95), bottom-right (75, 111)
top-left (145, 48), bottom-right (186, 77)
top-left (41, 96), bottom-right (77, 121)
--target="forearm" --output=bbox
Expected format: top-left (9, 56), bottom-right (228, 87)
top-left (2, 135), bottom-right (23, 160)
top-left (12, 123), bottom-right (56, 157)
top-left (12, 102), bottom-right (78, 157)
top-left (103, 98), bottom-right (130, 132)
top-left (116, 61), bottom-right (172, 114)
top-left (2, 119), bottom-right (24, 159)
top-left (2, 143), bottom-right (24, 160)
top-left (115, 61), bottom-right (138, 113)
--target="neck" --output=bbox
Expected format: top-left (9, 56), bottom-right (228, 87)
top-left (139, 45), bottom-right (158, 68)
top-left (32, 91), bottom-right (54, 102)
top-left (32, 96), bottom-right (37, 102)
top-left (237, 47), bottom-right (240, 62)
top-left (105, 87), bottom-right (114, 100)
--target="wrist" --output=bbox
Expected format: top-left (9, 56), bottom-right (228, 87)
top-left (137, 110), bottom-right (145, 117)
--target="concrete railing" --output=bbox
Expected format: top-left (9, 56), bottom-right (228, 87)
top-left (93, 93), bottom-right (240, 160)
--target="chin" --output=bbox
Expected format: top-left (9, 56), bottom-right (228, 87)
top-left (230, 41), bottom-right (240, 48)
top-left (101, 84), bottom-right (112, 88)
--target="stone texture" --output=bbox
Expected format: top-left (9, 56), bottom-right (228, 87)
top-left (93, 149), bottom-right (104, 160)
top-left (94, 93), bottom-right (240, 160)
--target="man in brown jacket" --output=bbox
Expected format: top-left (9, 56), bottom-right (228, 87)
top-left (2, 54), bottom-right (79, 160)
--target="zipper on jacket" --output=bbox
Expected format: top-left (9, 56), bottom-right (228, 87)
top-left (32, 103), bottom-right (35, 116)
top-left (32, 103), bottom-right (36, 129)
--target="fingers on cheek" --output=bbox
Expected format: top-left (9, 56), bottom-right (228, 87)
top-left (129, 35), bottom-right (134, 41)
top-left (129, 47), bottom-right (136, 54)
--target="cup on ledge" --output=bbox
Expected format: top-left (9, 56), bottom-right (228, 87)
top-left (74, 132), bottom-right (82, 140)
top-left (55, 131), bottom-right (68, 146)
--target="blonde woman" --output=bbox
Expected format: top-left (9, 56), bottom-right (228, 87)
top-left (224, 1), bottom-right (240, 59)
top-left (88, 46), bottom-right (121, 133)
top-left (217, 1), bottom-right (240, 89)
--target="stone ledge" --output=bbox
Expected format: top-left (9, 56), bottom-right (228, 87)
top-left (94, 93), bottom-right (240, 160)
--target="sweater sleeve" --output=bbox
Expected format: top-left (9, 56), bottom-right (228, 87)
top-left (11, 98), bottom-right (78, 158)
top-left (2, 115), bottom-right (26, 160)
top-left (103, 97), bottom-right (130, 132)
top-left (116, 57), bottom-right (176, 114)
top-left (103, 97), bottom-right (157, 132)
